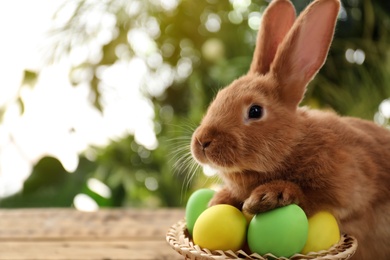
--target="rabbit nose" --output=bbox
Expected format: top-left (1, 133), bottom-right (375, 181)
top-left (202, 141), bottom-right (212, 149)
top-left (197, 138), bottom-right (212, 150)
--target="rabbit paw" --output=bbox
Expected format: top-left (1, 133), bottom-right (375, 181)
top-left (208, 188), bottom-right (242, 209)
top-left (242, 181), bottom-right (303, 215)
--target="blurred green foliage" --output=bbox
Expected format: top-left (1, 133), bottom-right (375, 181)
top-left (1, 0), bottom-right (390, 208)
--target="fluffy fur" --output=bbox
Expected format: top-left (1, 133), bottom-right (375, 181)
top-left (190, 0), bottom-right (390, 259)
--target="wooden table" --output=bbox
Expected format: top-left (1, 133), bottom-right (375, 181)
top-left (0, 208), bottom-right (185, 260)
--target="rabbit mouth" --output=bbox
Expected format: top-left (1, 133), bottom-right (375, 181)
top-left (191, 136), bottom-right (239, 172)
top-left (191, 125), bottom-right (244, 173)
top-left (202, 163), bottom-right (242, 176)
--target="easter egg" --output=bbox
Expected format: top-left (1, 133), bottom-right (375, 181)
top-left (247, 204), bottom-right (308, 258)
top-left (185, 189), bottom-right (215, 235)
top-left (193, 204), bottom-right (247, 251)
top-left (301, 211), bottom-right (340, 254)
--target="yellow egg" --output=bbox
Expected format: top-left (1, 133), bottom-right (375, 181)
top-left (301, 211), bottom-right (340, 254)
top-left (193, 204), bottom-right (247, 251)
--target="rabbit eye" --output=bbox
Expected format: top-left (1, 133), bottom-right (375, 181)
top-left (248, 105), bottom-right (263, 119)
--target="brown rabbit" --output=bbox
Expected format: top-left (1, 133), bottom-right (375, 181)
top-left (190, 0), bottom-right (390, 259)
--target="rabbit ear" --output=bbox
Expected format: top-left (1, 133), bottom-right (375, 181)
top-left (249, 0), bottom-right (296, 75)
top-left (271, 0), bottom-right (340, 108)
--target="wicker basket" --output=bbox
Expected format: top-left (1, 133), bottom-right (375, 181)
top-left (166, 219), bottom-right (358, 260)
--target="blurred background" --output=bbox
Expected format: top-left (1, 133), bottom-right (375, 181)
top-left (0, 0), bottom-right (390, 211)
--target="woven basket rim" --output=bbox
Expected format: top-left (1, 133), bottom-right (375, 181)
top-left (166, 219), bottom-right (358, 260)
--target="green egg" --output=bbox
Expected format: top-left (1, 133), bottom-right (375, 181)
top-left (185, 189), bottom-right (215, 235)
top-left (247, 204), bottom-right (308, 258)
